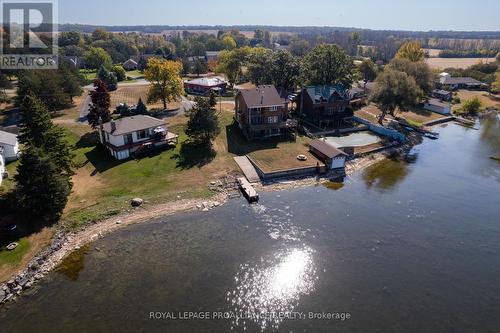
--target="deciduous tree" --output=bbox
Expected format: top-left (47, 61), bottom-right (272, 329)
top-left (461, 97), bottom-right (482, 116)
top-left (387, 58), bottom-right (434, 93)
top-left (216, 47), bottom-right (251, 88)
top-left (395, 41), bottom-right (425, 62)
top-left (144, 58), bottom-right (183, 110)
top-left (301, 44), bottom-right (355, 87)
top-left (87, 79), bottom-right (111, 128)
top-left (358, 59), bottom-right (378, 82)
top-left (84, 47), bottom-right (112, 70)
top-left (369, 69), bottom-right (423, 124)
top-left (222, 35), bottom-right (237, 50)
top-left (113, 65), bottom-right (127, 81)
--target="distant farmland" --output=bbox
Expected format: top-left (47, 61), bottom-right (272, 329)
top-left (425, 57), bottom-right (496, 69)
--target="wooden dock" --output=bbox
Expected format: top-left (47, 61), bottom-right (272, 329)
top-left (233, 156), bottom-right (260, 183)
top-left (237, 177), bottom-right (259, 202)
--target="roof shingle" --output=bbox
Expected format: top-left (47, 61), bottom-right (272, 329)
top-left (239, 85), bottom-right (286, 108)
top-left (102, 115), bottom-right (165, 135)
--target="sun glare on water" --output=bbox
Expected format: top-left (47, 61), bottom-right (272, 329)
top-left (228, 247), bottom-right (317, 331)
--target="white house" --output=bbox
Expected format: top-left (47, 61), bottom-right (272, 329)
top-left (424, 98), bottom-right (452, 115)
top-left (309, 139), bottom-right (348, 170)
top-left (99, 115), bottom-right (178, 160)
top-left (0, 130), bottom-right (19, 161)
top-left (0, 153), bottom-right (5, 186)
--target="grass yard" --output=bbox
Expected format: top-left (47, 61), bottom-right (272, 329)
top-left (125, 70), bottom-right (144, 79)
top-left (248, 137), bottom-right (322, 173)
top-left (60, 106), bottom-right (238, 229)
top-left (356, 104), bottom-right (447, 127)
top-left (221, 117), bottom-right (321, 173)
top-left (0, 227), bottom-right (53, 283)
top-left (453, 90), bottom-right (500, 112)
top-left (79, 69), bottom-right (97, 80)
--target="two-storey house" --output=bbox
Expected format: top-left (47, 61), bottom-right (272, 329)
top-left (235, 85), bottom-right (289, 140)
top-left (296, 85), bottom-right (352, 128)
top-left (99, 115), bottom-right (178, 160)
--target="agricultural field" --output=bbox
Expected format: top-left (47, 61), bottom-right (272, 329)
top-left (425, 57), bottom-right (496, 69)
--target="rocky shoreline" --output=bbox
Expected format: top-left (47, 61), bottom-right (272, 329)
top-left (0, 192), bottom-right (228, 305)
top-left (0, 137), bottom-right (420, 306)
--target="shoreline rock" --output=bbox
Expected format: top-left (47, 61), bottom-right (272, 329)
top-left (0, 144), bottom-right (415, 306)
top-left (0, 192), bottom-right (229, 306)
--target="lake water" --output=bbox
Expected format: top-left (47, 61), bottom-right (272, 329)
top-left (1, 118), bottom-right (500, 332)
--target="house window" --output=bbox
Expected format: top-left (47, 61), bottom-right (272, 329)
top-left (270, 106), bottom-right (278, 112)
top-left (124, 133), bottom-right (133, 144)
top-left (251, 116), bottom-right (264, 125)
top-left (267, 116), bottom-right (279, 124)
top-left (137, 130), bottom-right (148, 140)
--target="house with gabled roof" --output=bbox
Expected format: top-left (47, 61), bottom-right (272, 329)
top-left (235, 85), bottom-right (290, 140)
top-left (122, 58), bottom-right (138, 71)
top-left (296, 85), bottom-right (353, 128)
top-left (438, 73), bottom-right (487, 90)
top-left (99, 115), bottom-right (178, 160)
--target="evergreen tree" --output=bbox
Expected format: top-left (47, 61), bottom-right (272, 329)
top-left (97, 66), bottom-right (118, 91)
top-left (87, 79), bottom-right (111, 128)
top-left (137, 56), bottom-right (148, 72)
top-left (185, 96), bottom-right (220, 145)
top-left (18, 94), bottom-right (54, 147)
top-left (15, 95), bottom-right (74, 224)
top-left (19, 94), bottom-right (74, 175)
top-left (15, 146), bottom-right (71, 223)
top-left (117, 103), bottom-right (131, 117)
top-left (135, 98), bottom-right (148, 115)
top-left (208, 90), bottom-right (218, 108)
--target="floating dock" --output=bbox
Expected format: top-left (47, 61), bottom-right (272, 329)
top-left (237, 177), bottom-right (259, 202)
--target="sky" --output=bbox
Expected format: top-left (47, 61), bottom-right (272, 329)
top-left (58, 0), bottom-right (500, 31)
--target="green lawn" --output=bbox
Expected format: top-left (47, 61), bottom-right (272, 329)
top-left (0, 237), bottom-right (30, 266)
top-left (61, 113), bottom-right (235, 229)
top-left (125, 70), bottom-right (144, 79)
top-left (79, 69), bottom-right (97, 81)
top-left (0, 161), bottom-right (19, 195)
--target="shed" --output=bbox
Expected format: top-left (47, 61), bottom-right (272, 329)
top-left (309, 139), bottom-right (348, 170)
top-left (424, 99), bottom-right (452, 115)
top-left (432, 89), bottom-right (452, 101)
